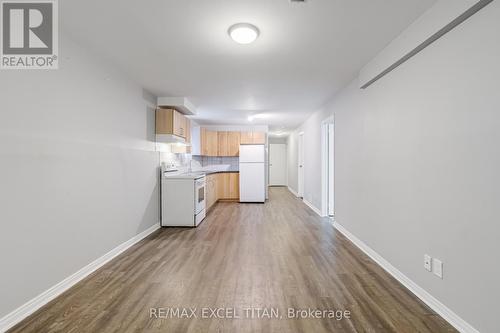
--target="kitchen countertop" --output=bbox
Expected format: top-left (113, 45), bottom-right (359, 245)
top-left (204, 170), bottom-right (239, 175)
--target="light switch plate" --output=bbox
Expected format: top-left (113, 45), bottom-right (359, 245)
top-left (432, 258), bottom-right (443, 279)
top-left (424, 254), bottom-right (432, 272)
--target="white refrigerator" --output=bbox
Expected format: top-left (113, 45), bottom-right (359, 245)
top-left (239, 144), bottom-right (266, 203)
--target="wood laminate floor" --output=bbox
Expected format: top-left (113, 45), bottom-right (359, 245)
top-left (9, 188), bottom-right (456, 333)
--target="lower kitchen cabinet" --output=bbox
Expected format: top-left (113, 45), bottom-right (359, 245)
top-left (217, 173), bottom-right (239, 200)
top-left (206, 174), bottom-right (218, 210)
top-left (206, 173), bottom-right (239, 211)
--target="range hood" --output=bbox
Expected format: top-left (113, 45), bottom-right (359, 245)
top-left (157, 97), bottom-right (196, 115)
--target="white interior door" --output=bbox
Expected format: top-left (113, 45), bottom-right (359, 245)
top-left (269, 144), bottom-right (287, 186)
top-left (298, 133), bottom-right (304, 198)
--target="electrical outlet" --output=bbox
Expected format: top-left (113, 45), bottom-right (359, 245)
top-left (432, 258), bottom-right (443, 279)
top-left (424, 254), bottom-right (432, 272)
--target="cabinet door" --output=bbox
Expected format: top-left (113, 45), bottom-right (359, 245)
top-left (155, 109), bottom-right (174, 135)
top-left (185, 119), bottom-right (191, 153)
top-left (206, 175), bottom-right (216, 209)
top-left (173, 110), bottom-right (187, 138)
top-left (218, 131), bottom-right (229, 156)
top-left (252, 131), bottom-right (266, 144)
top-left (217, 173), bottom-right (239, 199)
top-left (228, 131), bottom-right (241, 156)
top-left (216, 173), bottom-right (226, 199)
top-left (207, 131), bottom-right (218, 156)
top-left (201, 128), bottom-right (208, 155)
top-left (201, 128), bottom-right (217, 156)
top-left (228, 173), bottom-right (239, 199)
top-left (240, 131), bottom-right (253, 144)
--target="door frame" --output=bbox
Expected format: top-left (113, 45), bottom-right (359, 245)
top-left (269, 143), bottom-right (287, 186)
top-left (321, 115), bottom-right (334, 218)
top-left (297, 132), bottom-right (305, 198)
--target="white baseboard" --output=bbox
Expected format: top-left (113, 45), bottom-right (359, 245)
top-left (0, 223), bottom-right (160, 333)
top-left (303, 199), bottom-right (323, 217)
top-left (287, 186), bottom-right (299, 197)
top-left (333, 221), bottom-right (479, 333)
top-left (287, 187), bottom-right (324, 217)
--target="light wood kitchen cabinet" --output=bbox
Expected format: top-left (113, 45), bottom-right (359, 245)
top-left (156, 108), bottom-right (188, 138)
top-left (240, 131), bottom-right (266, 144)
top-left (227, 131), bottom-right (241, 156)
top-left (217, 173), bottom-right (239, 200)
top-left (227, 173), bottom-right (240, 199)
top-left (252, 131), bottom-right (266, 144)
top-left (206, 174), bottom-right (218, 210)
top-left (173, 110), bottom-right (187, 138)
top-left (198, 129), bottom-right (263, 156)
top-left (217, 131), bottom-right (240, 156)
top-left (207, 172), bottom-right (239, 211)
top-left (217, 131), bottom-right (229, 156)
top-left (201, 128), bottom-right (218, 156)
top-left (240, 131), bottom-right (253, 144)
top-left (185, 119), bottom-right (191, 153)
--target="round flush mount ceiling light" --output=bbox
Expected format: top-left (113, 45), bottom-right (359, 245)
top-left (228, 23), bottom-right (259, 44)
top-left (247, 113), bottom-right (269, 122)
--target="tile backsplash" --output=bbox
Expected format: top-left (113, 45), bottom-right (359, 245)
top-left (157, 142), bottom-right (191, 168)
top-left (193, 156), bottom-right (239, 171)
top-left (157, 143), bottom-right (239, 172)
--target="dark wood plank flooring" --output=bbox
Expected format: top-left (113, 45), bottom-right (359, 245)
top-left (9, 187), bottom-right (456, 333)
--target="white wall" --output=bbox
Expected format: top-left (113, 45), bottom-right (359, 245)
top-left (286, 133), bottom-right (298, 192)
top-left (287, 108), bottom-right (332, 210)
top-left (0, 33), bottom-right (160, 319)
top-left (268, 137), bottom-right (287, 144)
top-left (328, 2), bottom-right (500, 332)
top-left (200, 125), bottom-right (269, 132)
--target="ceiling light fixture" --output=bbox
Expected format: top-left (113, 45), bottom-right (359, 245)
top-left (248, 113), bottom-right (269, 122)
top-left (228, 23), bottom-right (259, 44)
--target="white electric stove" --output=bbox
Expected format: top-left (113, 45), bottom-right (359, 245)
top-left (161, 163), bottom-right (206, 227)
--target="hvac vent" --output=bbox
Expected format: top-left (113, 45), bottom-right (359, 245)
top-left (290, 0), bottom-right (307, 2)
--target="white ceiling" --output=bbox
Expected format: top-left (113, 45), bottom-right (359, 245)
top-left (61, 0), bottom-right (436, 132)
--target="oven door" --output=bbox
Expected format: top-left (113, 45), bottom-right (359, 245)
top-left (195, 178), bottom-right (206, 214)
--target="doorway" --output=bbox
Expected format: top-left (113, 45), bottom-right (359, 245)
top-left (298, 132), bottom-right (305, 198)
top-left (321, 117), bottom-right (334, 217)
top-left (269, 144), bottom-right (287, 186)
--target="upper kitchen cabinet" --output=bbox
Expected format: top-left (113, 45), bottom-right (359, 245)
top-left (156, 108), bottom-right (188, 139)
top-left (201, 128), bottom-right (218, 156)
top-left (218, 131), bottom-right (240, 156)
top-left (195, 128), bottom-right (263, 156)
top-left (173, 110), bottom-right (188, 138)
top-left (240, 132), bottom-right (253, 144)
top-left (218, 131), bottom-right (229, 156)
top-left (240, 131), bottom-right (266, 144)
top-left (227, 131), bottom-right (241, 156)
top-left (252, 131), bottom-right (266, 144)
top-left (185, 118), bottom-right (191, 153)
